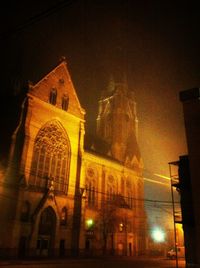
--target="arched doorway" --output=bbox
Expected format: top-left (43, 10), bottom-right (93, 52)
top-left (37, 206), bottom-right (56, 257)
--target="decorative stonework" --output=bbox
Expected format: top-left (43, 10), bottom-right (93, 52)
top-left (86, 167), bottom-right (95, 178)
top-left (34, 122), bottom-right (69, 155)
top-left (30, 120), bottom-right (70, 193)
top-left (108, 175), bottom-right (114, 183)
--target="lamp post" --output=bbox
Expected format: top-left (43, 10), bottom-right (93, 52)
top-left (71, 187), bottom-right (85, 256)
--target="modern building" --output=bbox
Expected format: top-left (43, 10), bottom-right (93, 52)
top-left (0, 59), bottom-right (146, 258)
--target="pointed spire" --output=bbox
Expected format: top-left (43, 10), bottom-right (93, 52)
top-left (59, 55), bottom-right (67, 64)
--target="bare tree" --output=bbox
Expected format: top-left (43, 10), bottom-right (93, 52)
top-left (98, 194), bottom-right (131, 255)
top-left (98, 202), bottom-right (117, 254)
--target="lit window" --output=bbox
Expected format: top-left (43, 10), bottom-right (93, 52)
top-left (62, 94), bottom-right (69, 111)
top-left (60, 207), bottom-right (67, 226)
top-left (49, 88), bottom-right (57, 105)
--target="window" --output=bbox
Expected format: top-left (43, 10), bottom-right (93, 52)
top-left (127, 192), bottom-right (133, 209)
top-left (121, 177), bottom-right (125, 196)
top-left (60, 207), bottom-right (67, 226)
top-left (39, 206), bottom-right (56, 236)
top-left (20, 201), bottom-right (30, 222)
top-left (30, 121), bottom-right (70, 193)
top-left (86, 180), bottom-right (96, 208)
top-left (62, 94), bottom-right (69, 111)
top-left (107, 185), bottom-right (114, 202)
top-left (49, 88), bottom-right (57, 105)
top-left (107, 177), bottom-right (116, 204)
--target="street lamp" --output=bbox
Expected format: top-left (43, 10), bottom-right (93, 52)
top-left (151, 228), bottom-right (165, 243)
top-left (86, 218), bottom-right (94, 229)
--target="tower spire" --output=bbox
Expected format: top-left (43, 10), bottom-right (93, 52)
top-left (96, 77), bottom-right (140, 167)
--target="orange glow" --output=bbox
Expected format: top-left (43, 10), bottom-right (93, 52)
top-left (154, 174), bottom-right (171, 180)
top-left (144, 177), bottom-right (170, 186)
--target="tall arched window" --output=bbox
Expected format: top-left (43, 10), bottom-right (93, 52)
top-left (107, 175), bottom-right (116, 203)
top-left (49, 88), bottom-right (57, 105)
top-left (127, 191), bottom-right (133, 209)
top-left (62, 94), bottom-right (69, 111)
top-left (86, 180), bottom-right (96, 208)
top-left (39, 206), bottom-right (56, 236)
top-left (126, 179), bottom-right (133, 209)
top-left (30, 121), bottom-right (71, 193)
top-left (107, 184), bottom-right (116, 203)
top-left (121, 177), bottom-right (125, 196)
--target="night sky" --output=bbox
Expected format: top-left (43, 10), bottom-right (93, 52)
top-left (1, 0), bottom-right (200, 201)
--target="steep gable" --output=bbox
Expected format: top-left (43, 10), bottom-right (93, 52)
top-left (28, 60), bottom-right (85, 119)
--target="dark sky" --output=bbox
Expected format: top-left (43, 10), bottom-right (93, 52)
top-left (1, 0), bottom-right (200, 188)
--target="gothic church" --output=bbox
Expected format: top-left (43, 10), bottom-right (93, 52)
top-left (0, 59), bottom-right (146, 258)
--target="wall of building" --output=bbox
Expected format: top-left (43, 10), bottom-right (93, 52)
top-left (180, 88), bottom-right (200, 267)
top-left (0, 60), bottom-right (146, 258)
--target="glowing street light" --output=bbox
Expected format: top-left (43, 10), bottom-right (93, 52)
top-left (86, 218), bottom-right (94, 229)
top-left (151, 228), bottom-right (165, 242)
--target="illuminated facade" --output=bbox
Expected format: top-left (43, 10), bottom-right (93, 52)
top-left (0, 60), bottom-right (146, 258)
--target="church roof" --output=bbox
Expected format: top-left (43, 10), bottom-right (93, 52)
top-left (29, 59), bottom-right (85, 119)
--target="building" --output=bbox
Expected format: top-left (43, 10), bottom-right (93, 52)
top-left (169, 156), bottom-right (192, 264)
top-left (169, 88), bottom-right (200, 267)
top-left (0, 59), bottom-right (146, 258)
top-left (179, 88), bottom-right (200, 267)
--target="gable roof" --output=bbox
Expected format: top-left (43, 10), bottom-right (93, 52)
top-left (28, 59), bottom-right (85, 119)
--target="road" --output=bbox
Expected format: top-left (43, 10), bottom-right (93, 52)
top-left (0, 257), bottom-right (186, 268)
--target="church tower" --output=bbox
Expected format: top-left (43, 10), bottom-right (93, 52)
top-left (96, 77), bottom-right (140, 167)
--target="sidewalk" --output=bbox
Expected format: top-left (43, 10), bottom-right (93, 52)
top-left (0, 255), bottom-right (168, 265)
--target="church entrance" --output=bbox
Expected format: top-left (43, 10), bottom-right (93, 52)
top-left (36, 206), bottom-right (56, 257)
top-left (18, 236), bottom-right (27, 258)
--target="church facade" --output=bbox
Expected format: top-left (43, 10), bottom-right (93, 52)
top-left (0, 60), bottom-right (146, 258)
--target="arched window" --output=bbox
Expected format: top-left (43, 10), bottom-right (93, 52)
top-left (127, 191), bottom-right (133, 209)
top-left (121, 177), bottom-right (125, 196)
top-left (60, 207), bottom-right (67, 226)
top-left (107, 185), bottom-right (114, 202)
top-left (107, 175), bottom-right (116, 203)
top-left (86, 180), bottom-right (96, 208)
top-left (126, 179), bottom-right (133, 209)
top-left (20, 201), bottom-right (30, 222)
top-left (49, 88), bottom-right (57, 105)
top-left (39, 206), bottom-right (56, 235)
top-left (30, 121), bottom-right (71, 193)
top-left (62, 94), bottom-right (69, 111)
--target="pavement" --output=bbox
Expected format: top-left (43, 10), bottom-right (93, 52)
top-left (0, 256), bottom-right (186, 268)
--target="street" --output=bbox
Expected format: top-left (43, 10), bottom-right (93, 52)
top-left (0, 257), bottom-right (185, 268)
